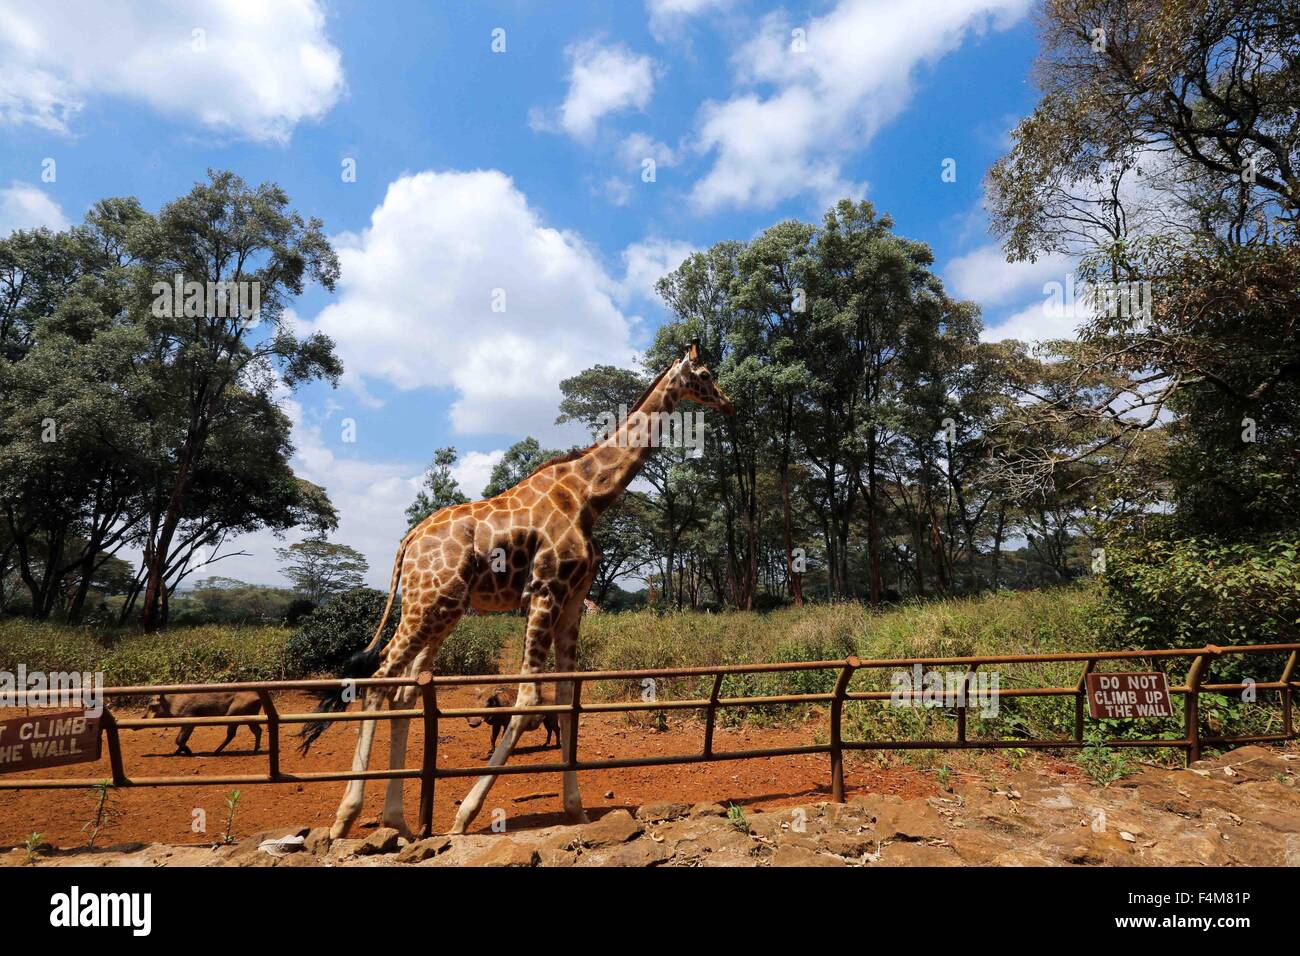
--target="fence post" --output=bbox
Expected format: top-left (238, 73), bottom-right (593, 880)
top-left (1281, 651), bottom-right (1297, 740)
top-left (565, 678), bottom-right (584, 770)
top-left (1075, 659), bottom-right (1095, 743)
top-left (829, 657), bottom-right (859, 803)
top-left (956, 665), bottom-right (978, 744)
top-left (99, 705), bottom-right (128, 787)
top-left (703, 673), bottom-right (723, 758)
top-left (256, 690), bottom-right (280, 780)
top-left (1184, 653), bottom-right (1208, 765)
top-left (416, 673), bottom-right (438, 838)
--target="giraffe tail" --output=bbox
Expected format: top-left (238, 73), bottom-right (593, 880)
top-left (295, 644), bottom-right (385, 755)
top-left (296, 529), bottom-right (415, 755)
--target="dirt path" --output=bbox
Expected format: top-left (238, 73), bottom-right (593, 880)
top-left (0, 686), bottom-right (941, 848)
top-left (13, 744), bottom-right (1298, 867)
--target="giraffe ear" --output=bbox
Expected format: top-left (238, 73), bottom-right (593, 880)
top-left (688, 339), bottom-right (700, 363)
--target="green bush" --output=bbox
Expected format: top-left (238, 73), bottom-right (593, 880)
top-left (283, 588), bottom-right (397, 676)
top-left (282, 588), bottom-right (506, 678)
top-left (1097, 535), bottom-right (1300, 683)
top-left (1092, 534), bottom-right (1300, 745)
top-left (0, 618), bottom-right (290, 685)
top-left (1099, 535), bottom-right (1300, 648)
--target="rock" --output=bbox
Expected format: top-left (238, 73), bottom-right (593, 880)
top-left (356, 828), bottom-right (402, 856)
top-left (535, 832), bottom-right (580, 867)
top-left (470, 841), bottom-right (539, 867)
top-left (770, 845), bottom-right (845, 867)
top-left (323, 838), bottom-right (363, 862)
top-left (689, 802), bottom-right (727, 818)
top-left (604, 791), bottom-right (615, 799)
top-left (303, 828), bottom-right (332, 855)
top-left (818, 832), bottom-right (877, 859)
top-left (873, 799), bottom-right (948, 842)
top-left (1045, 825), bottom-right (1135, 865)
top-left (276, 852), bottom-right (318, 868)
top-left (582, 838), bottom-right (675, 868)
top-left (636, 801), bottom-right (690, 823)
top-left (947, 829), bottom-right (1018, 865)
top-left (578, 810), bottom-right (642, 848)
top-left (396, 836), bottom-right (451, 864)
top-left (877, 842), bottom-right (961, 867)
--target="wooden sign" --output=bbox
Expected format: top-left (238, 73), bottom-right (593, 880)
top-left (1086, 672), bottom-right (1173, 719)
top-left (0, 710), bottom-right (102, 773)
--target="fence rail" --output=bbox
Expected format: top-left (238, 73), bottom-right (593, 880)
top-left (2, 642), bottom-right (1297, 837)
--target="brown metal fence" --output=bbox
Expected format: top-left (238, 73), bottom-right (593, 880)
top-left (2, 642), bottom-right (1296, 837)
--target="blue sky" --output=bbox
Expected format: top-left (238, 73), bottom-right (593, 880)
top-left (0, 0), bottom-right (1077, 587)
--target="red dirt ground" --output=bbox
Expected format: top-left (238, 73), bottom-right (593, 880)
top-left (0, 686), bottom-right (947, 848)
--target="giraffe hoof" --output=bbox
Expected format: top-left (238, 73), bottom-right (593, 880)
top-left (565, 808), bottom-right (589, 825)
top-left (384, 820), bottom-right (415, 842)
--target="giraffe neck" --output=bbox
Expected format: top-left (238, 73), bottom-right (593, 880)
top-left (583, 366), bottom-right (681, 516)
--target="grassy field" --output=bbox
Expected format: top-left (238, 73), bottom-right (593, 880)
top-left (1, 584), bottom-right (1099, 685)
top-left (5, 584), bottom-right (1277, 767)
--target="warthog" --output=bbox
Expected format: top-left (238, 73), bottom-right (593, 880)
top-left (143, 692), bottom-right (264, 756)
top-left (466, 685), bottom-right (559, 758)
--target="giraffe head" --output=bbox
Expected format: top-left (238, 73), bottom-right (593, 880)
top-left (674, 339), bottom-right (735, 416)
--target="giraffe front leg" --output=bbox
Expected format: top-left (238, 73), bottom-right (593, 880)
top-left (380, 646), bottom-right (433, 840)
top-left (553, 590), bottom-right (590, 824)
top-left (380, 714), bottom-right (414, 840)
top-left (450, 589), bottom-right (557, 834)
top-left (331, 686), bottom-right (382, 840)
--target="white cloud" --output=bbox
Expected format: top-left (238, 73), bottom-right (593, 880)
top-left (597, 176), bottom-right (635, 207)
top-left (647, 0), bottom-right (735, 39)
top-left (450, 449), bottom-right (505, 501)
top-left (540, 39), bottom-right (656, 140)
top-left (0, 0), bottom-right (344, 142)
top-left (300, 169), bottom-right (638, 440)
top-left (620, 131), bottom-right (678, 169)
top-left (981, 293), bottom-right (1091, 344)
top-left (945, 244), bottom-right (1073, 307)
top-left (619, 237), bottom-right (698, 304)
top-left (689, 0), bottom-right (1030, 211)
top-left (0, 182), bottom-right (68, 234)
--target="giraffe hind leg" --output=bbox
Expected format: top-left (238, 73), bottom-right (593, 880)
top-left (449, 587), bottom-right (558, 834)
top-left (553, 575), bottom-right (594, 823)
top-left (330, 594), bottom-right (465, 839)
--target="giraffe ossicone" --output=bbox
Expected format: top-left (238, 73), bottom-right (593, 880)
top-left (298, 342), bottom-right (734, 838)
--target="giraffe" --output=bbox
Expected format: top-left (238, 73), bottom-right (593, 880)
top-left (298, 341), bottom-right (734, 838)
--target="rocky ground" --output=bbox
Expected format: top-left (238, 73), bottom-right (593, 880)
top-left (8, 745), bottom-right (1298, 867)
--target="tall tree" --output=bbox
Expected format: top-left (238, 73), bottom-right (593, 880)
top-left (276, 537), bottom-right (369, 605)
top-left (406, 447), bottom-right (468, 526)
top-left (481, 437), bottom-right (561, 498)
top-left (131, 171), bottom-right (342, 628)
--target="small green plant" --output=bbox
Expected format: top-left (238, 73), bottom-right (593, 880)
top-left (726, 802), bottom-right (749, 833)
top-left (1004, 745), bottom-right (1028, 772)
top-left (221, 789), bottom-right (242, 844)
top-left (23, 832), bottom-right (44, 865)
top-left (1078, 727), bottom-right (1133, 786)
top-left (83, 780), bottom-right (122, 849)
top-left (936, 764), bottom-right (953, 792)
